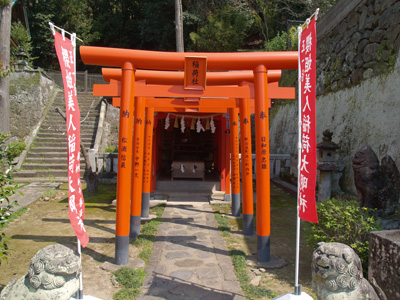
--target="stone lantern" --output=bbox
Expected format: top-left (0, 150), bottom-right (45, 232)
top-left (14, 46), bottom-right (28, 70)
top-left (317, 129), bottom-right (339, 201)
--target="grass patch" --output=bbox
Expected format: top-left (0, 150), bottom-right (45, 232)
top-left (132, 203), bottom-right (166, 263)
top-left (231, 249), bottom-right (276, 298)
top-left (0, 207), bottom-right (28, 229)
top-left (213, 205), bottom-right (276, 299)
top-left (113, 267), bottom-right (146, 300)
top-left (58, 183), bottom-right (117, 204)
top-left (113, 203), bottom-right (165, 298)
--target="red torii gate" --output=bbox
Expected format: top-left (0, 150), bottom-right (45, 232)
top-left (80, 46), bottom-right (298, 265)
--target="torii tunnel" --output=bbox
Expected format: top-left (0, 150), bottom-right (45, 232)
top-left (80, 46), bottom-right (298, 265)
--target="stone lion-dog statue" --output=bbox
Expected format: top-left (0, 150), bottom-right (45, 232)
top-left (0, 244), bottom-right (80, 300)
top-left (312, 242), bottom-right (386, 300)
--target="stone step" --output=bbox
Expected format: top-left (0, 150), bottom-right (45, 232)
top-left (46, 112), bottom-right (100, 119)
top-left (39, 125), bottom-right (98, 131)
top-left (37, 132), bottom-right (95, 139)
top-left (32, 142), bottom-right (93, 148)
top-left (13, 176), bottom-right (69, 183)
top-left (25, 157), bottom-right (69, 164)
top-left (27, 152), bottom-right (68, 158)
top-left (34, 137), bottom-right (93, 143)
top-left (13, 169), bottom-right (69, 178)
top-left (42, 119), bottom-right (99, 126)
top-left (28, 147), bottom-right (68, 153)
top-left (22, 163), bottom-right (85, 170)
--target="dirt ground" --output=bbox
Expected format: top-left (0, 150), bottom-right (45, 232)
top-left (0, 183), bottom-right (317, 299)
top-left (0, 184), bottom-right (121, 300)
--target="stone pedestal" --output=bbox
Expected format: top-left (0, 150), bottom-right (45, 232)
top-left (369, 230), bottom-right (400, 300)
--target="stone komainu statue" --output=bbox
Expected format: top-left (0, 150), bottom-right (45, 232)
top-left (312, 242), bottom-right (386, 300)
top-left (352, 145), bottom-right (399, 216)
top-left (0, 244), bottom-right (80, 300)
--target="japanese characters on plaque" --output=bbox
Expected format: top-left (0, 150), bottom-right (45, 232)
top-left (133, 117), bottom-right (144, 180)
top-left (259, 110), bottom-right (268, 171)
top-left (242, 118), bottom-right (251, 177)
top-left (184, 56), bottom-right (207, 90)
top-left (298, 17), bottom-right (318, 223)
top-left (53, 30), bottom-right (89, 247)
top-left (120, 137), bottom-right (128, 169)
top-left (143, 117), bottom-right (153, 186)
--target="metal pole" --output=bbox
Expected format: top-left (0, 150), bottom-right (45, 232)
top-left (72, 32), bottom-right (84, 300)
top-left (294, 25), bottom-right (303, 296)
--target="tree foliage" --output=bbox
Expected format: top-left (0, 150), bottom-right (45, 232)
top-left (0, 133), bottom-right (19, 265)
top-left (190, 5), bottom-right (253, 52)
top-left (24, 0), bottom-right (338, 69)
top-left (11, 21), bottom-right (34, 65)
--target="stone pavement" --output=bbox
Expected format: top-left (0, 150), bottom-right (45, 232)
top-left (1, 182), bottom-right (60, 212)
top-left (137, 196), bottom-right (246, 300)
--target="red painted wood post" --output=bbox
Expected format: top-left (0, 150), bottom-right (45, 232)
top-left (230, 108), bottom-right (241, 216)
top-left (220, 116), bottom-right (226, 192)
top-left (115, 62), bottom-right (135, 265)
top-left (254, 64), bottom-right (271, 262)
top-left (130, 96), bottom-right (146, 239)
top-left (239, 96), bottom-right (254, 235)
top-left (142, 106), bottom-right (155, 218)
top-left (225, 116), bottom-right (231, 201)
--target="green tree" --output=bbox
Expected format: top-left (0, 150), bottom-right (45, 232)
top-left (10, 21), bottom-right (34, 65)
top-left (189, 5), bottom-right (253, 52)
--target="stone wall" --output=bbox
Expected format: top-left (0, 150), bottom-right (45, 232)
top-left (369, 230), bottom-right (400, 300)
top-left (270, 0), bottom-right (400, 193)
top-left (9, 70), bottom-right (55, 141)
top-left (317, 0), bottom-right (400, 95)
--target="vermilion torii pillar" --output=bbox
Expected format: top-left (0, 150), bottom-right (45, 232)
top-left (115, 62), bottom-right (135, 265)
top-left (229, 108), bottom-right (241, 216)
top-left (254, 65), bottom-right (271, 262)
top-left (239, 95), bottom-right (254, 235)
top-left (130, 96), bottom-right (146, 238)
top-left (142, 107), bottom-right (155, 218)
top-left (80, 46), bottom-right (297, 265)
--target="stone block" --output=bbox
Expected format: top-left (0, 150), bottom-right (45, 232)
top-left (362, 43), bottom-right (380, 63)
top-left (369, 230), bottom-right (400, 300)
top-left (370, 28), bottom-right (384, 43)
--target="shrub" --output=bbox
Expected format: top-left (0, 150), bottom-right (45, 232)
top-left (105, 146), bottom-right (118, 153)
top-left (264, 27), bottom-right (298, 52)
top-left (305, 198), bottom-right (380, 275)
top-left (0, 133), bottom-right (19, 264)
top-left (6, 141), bottom-right (26, 161)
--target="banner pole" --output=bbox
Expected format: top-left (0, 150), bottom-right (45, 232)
top-left (72, 32), bottom-right (83, 300)
top-left (294, 25), bottom-right (303, 296)
top-left (77, 239), bottom-right (83, 299)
